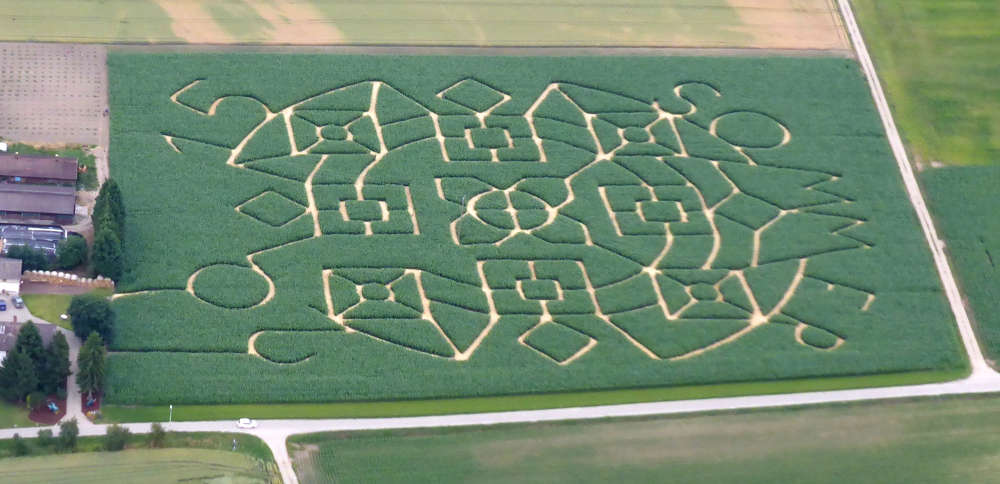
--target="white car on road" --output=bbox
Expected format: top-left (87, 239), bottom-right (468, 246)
top-left (237, 418), bottom-right (258, 429)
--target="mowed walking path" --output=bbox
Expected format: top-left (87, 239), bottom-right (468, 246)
top-left (0, 3), bottom-right (993, 484)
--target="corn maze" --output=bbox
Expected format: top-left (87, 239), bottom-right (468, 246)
top-left (106, 54), bottom-right (963, 404)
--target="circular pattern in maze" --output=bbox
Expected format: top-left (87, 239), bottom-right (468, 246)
top-left (152, 76), bottom-right (878, 365)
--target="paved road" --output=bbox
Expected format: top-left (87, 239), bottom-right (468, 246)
top-left (0, 3), bottom-right (993, 484)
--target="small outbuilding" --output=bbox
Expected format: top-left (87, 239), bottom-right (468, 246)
top-left (0, 257), bottom-right (22, 296)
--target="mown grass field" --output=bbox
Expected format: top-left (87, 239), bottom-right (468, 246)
top-left (853, 0), bottom-right (1000, 167)
top-left (0, 448), bottom-right (271, 484)
top-left (105, 52), bottom-right (963, 406)
top-left (0, 0), bottom-right (847, 49)
top-left (289, 395), bottom-right (1000, 484)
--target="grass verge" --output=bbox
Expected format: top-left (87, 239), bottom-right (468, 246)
top-left (102, 367), bottom-right (967, 423)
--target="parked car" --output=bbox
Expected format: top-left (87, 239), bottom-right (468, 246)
top-left (236, 418), bottom-right (257, 429)
top-left (0, 300), bottom-right (7, 311)
top-left (12, 296), bottom-right (23, 309)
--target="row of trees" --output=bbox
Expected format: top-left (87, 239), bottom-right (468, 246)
top-left (10, 421), bottom-right (165, 456)
top-left (0, 322), bottom-right (71, 405)
top-left (92, 179), bottom-right (125, 281)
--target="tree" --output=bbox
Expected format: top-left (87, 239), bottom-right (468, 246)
top-left (41, 332), bottom-right (71, 395)
top-left (4, 245), bottom-right (49, 272)
top-left (77, 332), bottom-right (106, 400)
top-left (149, 423), bottom-right (167, 448)
top-left (92, 227), bottom-right (123, 282)
top-left (55, 235), bottom-right (88, 270)
top-left (11, 433), bottom-right (29, 456)
top-left (36, 429), bottom-right (55, 448)
top-left (0, 351), bottom-right (38, 402)
top-left (13, 321), bottom-right (46, 377)
top-left (104, 424), bottom-right (131, 451)
top-left (58, 418), bottom-right (79, 452)
top-left (94, 178), bottom-right (125, 240)
top-left (68, 294), bottom-right (114, 342)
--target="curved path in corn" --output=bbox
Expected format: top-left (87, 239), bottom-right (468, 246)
top-left (0, 4), bottom-right (995, 484)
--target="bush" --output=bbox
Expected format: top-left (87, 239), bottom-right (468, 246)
top-left (56, 235), bottom-right (88, 270)
top-left (36, 429), bottom-right (54, 448)
top-left (149, 422), bottom-right (166, 448)
top-left (4, 245), bottom-right (49, 272)
top-left (68, 294), bottom-right (114, 342)
top-left (11, 434), bottom-right (29, 456)
top-left (26, 391), bottom-right (47, 411)
top-left (104, 424), bottom-right (131, 451)
top-left (58, 418), bottom-right (79, 452)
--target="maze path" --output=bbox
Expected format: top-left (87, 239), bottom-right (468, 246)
top-left (120, 76), bottom-right (875, 365)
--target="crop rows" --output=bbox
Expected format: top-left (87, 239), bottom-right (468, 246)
top-left (104, 53), bottom-right (963, 404)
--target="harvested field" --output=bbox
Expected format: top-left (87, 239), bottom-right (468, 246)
top-left (0, 43), bottom-right (106, 145)
top-left (0, 0), bottom-right (848, 50)
top-left (104, 52), bottom-right (962, 405)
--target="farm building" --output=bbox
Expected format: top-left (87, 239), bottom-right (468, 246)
top-left (0, 257), bottom-right (21, 295)
top-left (0, 184), bottom-right (76, 224)
top-left (0, 153), bottom-right (78, 185)
top-left (0, 320), bottom-right (56, 366)
top-left (0, 153), bottom-right (78, 224)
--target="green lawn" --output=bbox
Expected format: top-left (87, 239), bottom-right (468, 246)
top-left (0, 448), bottom-right (270, 484)
top-left (289, 394), bottom-right (1000, 484)
top-left (0, 401), bottom-right (36, 430)
top-left (101, 368), bottom-right (965, 423)
top-left (853, 0), bottom-right (1000, 166)
top-left (23, 288), bottom-right (113, 330)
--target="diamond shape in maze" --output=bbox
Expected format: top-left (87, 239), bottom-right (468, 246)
top-left (236, 191), bottom-right (305, 227)
top-left (438, 78), bottom-right (507, 113)
top-left (521, 321), bottom-right (595, 365)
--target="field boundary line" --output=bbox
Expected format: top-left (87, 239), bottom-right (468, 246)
top-left (837, 0), bottom-right (997, 379)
